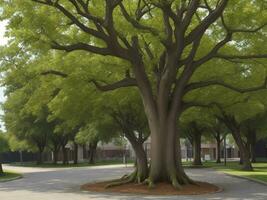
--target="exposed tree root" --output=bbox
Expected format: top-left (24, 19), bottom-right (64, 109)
top-left (104, 168), bottom-right (198, 190)
top-left (178, 173), bottom-right (198, 186)
top-left (171, 176), bottom-right (182, 190)
top-left (103, 173), bottom-right (132, 185)
top-left (142, 178), bottom-right (156, 188)
top-left (105, 170), bottom-right (138, 188)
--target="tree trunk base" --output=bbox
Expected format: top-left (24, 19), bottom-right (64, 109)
top-left (105, 168), bottom-right (196, 190)
top-left (242, 164), bottom-right (253, 171)
top-left (0, 163), bottom-right (3, 175)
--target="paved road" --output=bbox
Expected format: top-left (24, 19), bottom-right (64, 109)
top-left (0, 164), bottom-right (267, 200)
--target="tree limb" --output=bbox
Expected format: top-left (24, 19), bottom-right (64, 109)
top-left (41, 69), bottom-right (137, 92)
top-left (185, 0), bottom-right (229, 45)
top-left (32, 0), bottom-right (106, 40)
top-left (40, 70), bottom-right (68, 78)
top-left (185, 77), bottom-right (267, 94)
top-left (215, 54), bottom-right (267, 60)
top-left (51, 42), bottom-right (112, 56)
top-left (119, 2), bottom-right (159, 36)
top-left (194, 32), bottom-right (232, 66)
top-left (89, 77), bottom-right (137, 92)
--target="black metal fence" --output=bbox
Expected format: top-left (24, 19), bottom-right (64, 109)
top-left (1, 151), bottom-right (37, 163)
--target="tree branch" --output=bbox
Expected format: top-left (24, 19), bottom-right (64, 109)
top-left (40, 70), bottom-right (68, 78)
top-left (89, 77), bottom-right (137, 92)
top-left (194, 32), bottom-right (232, 66)
top-left (119, 2), bottom-right (159, 36)
top-left (185, 0), bottom-right (229, 45)
top-left (215, 54), bottom-right (267, 60)
top-left (185, 77), bottom-right (267, 94)
top-left (32, 0), bottom-right (106, 40)
top-left (41, 69), bottom-right (137, 92)
top-left (51, 42), bottom-right (112, 56)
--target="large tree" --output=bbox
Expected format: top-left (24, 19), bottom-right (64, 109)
top-left (1, 0), bottom-right (267, 187)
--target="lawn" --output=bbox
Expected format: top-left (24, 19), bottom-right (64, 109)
top-left (0, 171), bottom-right (22, 182)
top-left (9, 159), bottom-right (134, 168)
top-left (196, 161), bottom-right (267, 184)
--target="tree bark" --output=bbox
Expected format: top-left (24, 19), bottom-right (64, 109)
top-left (51, 138), bottom-right (61, 165)
top-left (53, 150), bottom-right (59, 164)
top-left (0, 154), bottom-right (3, 175)
top-left (251, 145), bottom-right (256, 163)
top-left (148, 117), bottom-right (192, 188)
top-left (125, 132), bottom-right (148, 183)
top-left (217, 114), bottom-right (253, 171)
top-left (88, 141), bottom-right (97, 164)
top-left (192, 132), bottom-right (202, 166)
top-left (250, 131), bottom-right (257, 163)
top-left (216, 136), bottom-right (222, 163)
top-left (0, 163), bottom-right (3, 175)
top-left (62, 147), bottom-right (69, 165)
top-left (73, 142), bottom-right (78, 165)
top-left (37, 147), bottom-right (44, 165)
top-left (232, 130), bottom-right (253, 171)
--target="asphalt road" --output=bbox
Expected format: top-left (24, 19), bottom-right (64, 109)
top-left (0, 164), bottom-right (267, 200)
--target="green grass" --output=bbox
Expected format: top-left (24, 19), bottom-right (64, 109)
top-left (185, 161), bottom-right (267, 184)
top-left (0, 171), bottom-right (22, 182)
top-left (9, 159), bottom-right (134, 168)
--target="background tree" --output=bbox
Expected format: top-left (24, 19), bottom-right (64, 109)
top-left (7, 134), bottom-right (32, 163)
top-left (180, 107), bottom-right (213, 166)
top-left (240, 111), bottom-right (267, 163)
top-left (209, 120), bottom-right (228, 163)
top-left (110, 101), bottom-right (149, 184)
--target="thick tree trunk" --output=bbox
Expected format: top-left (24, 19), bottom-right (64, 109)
top-left (148, 118), bottom-right (192, 188)
top-left (88, 141), bottom-right (97, 164)
top-left (125, 133), bottom-right (148, 183)
top-left (0, 163), bottom-right (3, 176)
top-left (53, 150), bottom-right (59, 164)
top-left (192, 133), bottom-right (202, 166)
top-left (250, 131), bottom-right (257, 163)
top-left (232, 130), bottom-right (253, 171)
top-left (239, 153), bottom-right (243, 165)
top-left (251, 145), bottom-right (256, 163)
top-left (134, 145), bottom-right (148, 182)
top-left (62, 147), bottom-right (69, 165)
top-left (242, 148), bottom-right (253, 171)
top-left (216, 138), bottom-right (221, 163)
top-left (73, 142), bottom-right (78, 165)
top-left (37, 148), bottom-right (44, 165)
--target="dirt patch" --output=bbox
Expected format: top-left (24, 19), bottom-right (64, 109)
top-left (81, 181), bottom-right (221, 195)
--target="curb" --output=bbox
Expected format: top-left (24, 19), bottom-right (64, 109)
top-left (223, 172), bottom-right (267, 186)
top-left (0, 175), bottom-right (23, 183)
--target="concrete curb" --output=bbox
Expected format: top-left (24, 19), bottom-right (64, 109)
top-left (223, 172), bottom-right (267, 186)
top-left (0, 175), bottom-right (23, 183)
